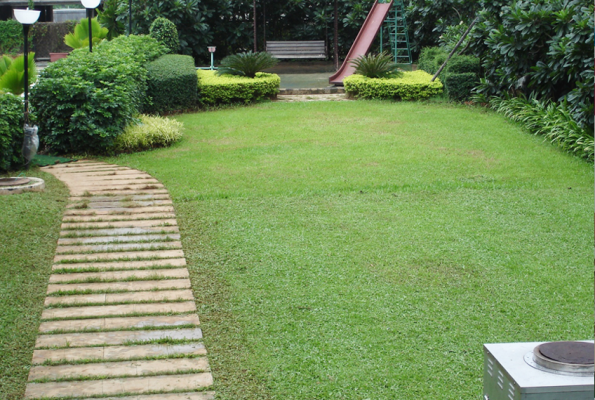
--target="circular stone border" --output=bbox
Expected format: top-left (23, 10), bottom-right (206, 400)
top-left (0, 177), bottom-right (45, 195)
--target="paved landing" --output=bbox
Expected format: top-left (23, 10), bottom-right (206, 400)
top-left (29, 161), bottom-right (215, 400)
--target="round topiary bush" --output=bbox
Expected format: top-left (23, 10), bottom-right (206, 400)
top-left (149, 17), bottom-right (180, 54)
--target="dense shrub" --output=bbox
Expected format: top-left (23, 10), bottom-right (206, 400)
top-left (344, 70), bottom-right (443, 100)
top-left (417, 47), bottom-right (447, 76)
top-left (31, 35), bottom-right (166, 154)
top-left (418, 49), bottom-right (479, 101)
top-left (0, 20), bottom-right (25, 55)
top-left (444, 72), bottom-right (478, 102)
top-left (112, 115), bottom-right (183, 153)
top-left (146, 54), bottom-right (198, 114)
top-left (0, 93), bottom-right (24, 171)
top-left (488, 95), bottom-right (594, 162)
top-left (149, 17), bottom-right (180, 54)
top-left (217, 52), bottom-right (279, 79)
top-left (471, 0), bottom-right (593, 131)
top-left (197, 70), bottom-right (280, 105)
top-left (351, 52), bottom-right (400, 79)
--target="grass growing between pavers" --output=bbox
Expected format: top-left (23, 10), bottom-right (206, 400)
top-left (104, 100), bottom-right (594, 400)
top-left (0, 170), bottom-right (69, 400)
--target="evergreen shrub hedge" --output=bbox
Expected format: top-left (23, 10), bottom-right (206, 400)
top-left (197, 70), bottom-right (280, 105)
top-left (0, 93), bottom-right (24, 171)
top-left (31, 35), bottom-right (165, 154)
top-left (146, 54), bottom-right (197, 114)
top-left (149, 17), bottom-right (180, 54)
top-left (344, 70), bottom-right (443, 100)
top-left (112, 114), bottom-right (183, 153)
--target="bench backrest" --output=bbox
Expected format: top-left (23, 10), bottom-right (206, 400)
top-left (266, 41), bottom-right (327, 59)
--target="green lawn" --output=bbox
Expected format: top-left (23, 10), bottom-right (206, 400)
top-left (101, 100), bottom-right (589, 399)
top-left (0, 171), bottom-right (68, 400)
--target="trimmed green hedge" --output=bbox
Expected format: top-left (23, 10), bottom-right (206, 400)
top-left (31, 35), bottom-right (166, 154)
top-left (0, 20), bottom-right (24, 55)
top-left (146, 54), bottom-right (198, 114)
top-left (0, 93), bottom-right (24, 171)
top-left (344, 70), bottom-right (443, 101)
top-left (418, 48), bottom-right (480, 101)
top-left (197, 70), bottom-right (280, 105)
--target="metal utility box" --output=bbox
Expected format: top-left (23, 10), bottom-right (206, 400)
top-left (483, 341), bottom-right (594, 400)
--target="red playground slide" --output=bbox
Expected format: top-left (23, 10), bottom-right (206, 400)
top-left (329, 0), bottom-right (393, 85)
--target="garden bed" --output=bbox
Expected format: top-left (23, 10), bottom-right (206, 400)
top-left (197, 70), bottom-right (280, 105)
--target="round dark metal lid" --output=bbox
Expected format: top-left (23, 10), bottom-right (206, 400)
top-left (0, 177), bottom-right (31, 187)
top-left (536, 341), bottom-right (594, 365)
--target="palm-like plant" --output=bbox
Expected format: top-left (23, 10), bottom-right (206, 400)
top-left (0, 53), bottom-right (36, 95)
top-left (217, 52), bottom-right (279, 78)
top-left (64, 17), bottom-right (109, 49)
top-left (351, 51), bottom-right (401, 79)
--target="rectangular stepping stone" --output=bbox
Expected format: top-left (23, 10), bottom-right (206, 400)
top-left (61, 218), bottom-right (177, 230)
top-left (53, 249), bottom-right (184, 263)
top-left (24, 372), bottom-right (212, 399)
top-left (32, 343), bottom-right (207, 364)
top-left (77, 189), bottom-right (170, 196)
top-left (68, 195), bottom-right (171, 203)
top-left (41, 301), bottom-right (196, 320)
top-left (55, 241), bottom-right (182, 254)
top-left (46, 162), bottom-right (109, 169)
top-left (29, 357), bottom-right (209, 381)
top-left (35, 327), bottom-right (203, 348)
top-left (47, 278), bottom-right (191, 294)
top-left (39, 314), bottom-right (200, 333)
top-left (67, 169), bottom-right (144, 176)
top-left (58, 234), bottom-right (181, 246)
top-left (45, 289), bottom-right (193, 306)
top-left (49, 268), bottom-right (189, 283)
top-left (95, 392), bottom-right (216, 400)
top-left (62, 213), bottom-right (176, 222)
top-left (64, 206), bottom-right (175, 216)
top-left (60, 226), bottom-right (179, 237)
top-left (66, 178), bottom-right (159, 186)
top-left (52, 258), bottom-right (186, 271)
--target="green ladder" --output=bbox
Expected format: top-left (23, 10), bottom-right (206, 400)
top-left (379, 0), bottom-right (412, 66)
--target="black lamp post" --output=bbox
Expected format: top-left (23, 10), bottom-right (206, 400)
top-left (81, 0), bottom-right (101, 52)
top-left (14, 8), bottom-right (40, 124)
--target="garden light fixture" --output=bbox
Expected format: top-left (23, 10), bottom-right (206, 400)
top-left (208, 46), bottom-right (216, 70)
top-left (80, 0), bottom-right (101, 52)
top-left (14, 8), bottom-right (39, 124)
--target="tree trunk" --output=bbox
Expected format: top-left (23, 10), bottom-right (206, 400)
top-left (253, 0), bottom-right (257, 52)
top-left (431, 17), bottom-right (478, 82)
top-left (334, 0), bottom-right (339, 70)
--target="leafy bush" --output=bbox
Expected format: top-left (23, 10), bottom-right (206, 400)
top-left (112, 114), bottom-right (183, 153)
top-left (446, 55), bottom-right (479, 75)
top-left (471, 0), bottom-right (593, 131)
top-left (0, 93), bottom-right (24, 171)
top-left (417, 47), bottom-right (447, 76)
top-left (31, 35), bottom-right (166, 154)
top-left (146, 54), bottom-right (198, 113)
top-left (488, 95), bottom-right (594, 162)
top-left (344, 70), bottom-right (443, 101)
top-left (197, 70), bottom-right (280, 105)
top-left (149, 17), bottom-right (179, 54)
top-left (0, 20), bottom-right (25, 55)
top-left (217, 52), bottom-right (279, 79)
top-left (444, 72), bottom-right (478, 102)
top-left (350, 52), bottom-right (401, 79)
top-left (0, 53), bottom-right (37, 96)
top-left (64, 17), bottom-right (109, 50)
top-left (97, 0), bottom-right (124, 40)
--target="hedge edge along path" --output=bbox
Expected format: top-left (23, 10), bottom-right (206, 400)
top-left (25, 160), bottom-right (215, 400)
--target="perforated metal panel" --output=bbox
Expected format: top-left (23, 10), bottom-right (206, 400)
top-left (483, 342), bottom-right (594, 400)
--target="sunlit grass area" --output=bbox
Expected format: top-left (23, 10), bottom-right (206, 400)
top-left (101, 100), bottom-right (593, 399)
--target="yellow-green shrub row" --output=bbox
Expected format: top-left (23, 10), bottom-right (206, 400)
top-left (112, 115), bottom-right (184, 153)
top-left (197, 70), bottom-right (280, 105)
top-left (344, 70), bottom-right (443, 101)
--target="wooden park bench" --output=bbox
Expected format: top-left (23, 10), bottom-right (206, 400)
top-left (266, 41), bottom-right (327, 59)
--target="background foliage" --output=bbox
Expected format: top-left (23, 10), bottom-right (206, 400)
top-left (31, 35), bottom-right (166, 154)
top-left (0, 93), bottom-right (24, 171)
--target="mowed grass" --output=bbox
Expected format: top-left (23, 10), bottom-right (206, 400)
top-left (107, 101), bottom-right (594, 400)
top-left (0, 170), bottom-right (68, 399)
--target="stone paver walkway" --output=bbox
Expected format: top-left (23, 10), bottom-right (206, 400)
top-left (26, 161), bottom-right (215, 400)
